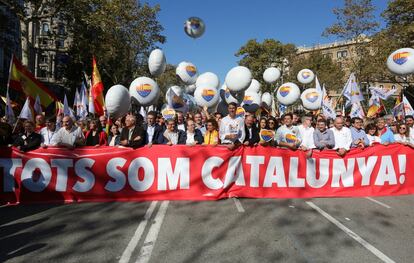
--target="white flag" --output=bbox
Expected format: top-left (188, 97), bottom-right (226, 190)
top-left (5, 90), bottom-right (15, 125)
top-left (369, 86), bottom-right (396, 100)
top-left (139, 106), bottom-right (147, 120)
top-left (19, 97), bottom-right (33, 121)
top-left (78, 83), bottom-right (88, 120)
top-left (88, 80), bottom-right (95, 115)
top-left (73, 88), bottom-right (81, 112)
top-left (63, 94), bottom-right (75, 119)
top-left (403, 95), bottom-right (414, 116)
top-left (350, 102), bottom-right (365, 118)
top-left (315, 75), bottom-right (322, 94)
top-left (341, 73), bottom-right (364, 105)
top-left (33, 95), bottom-right (42, 115)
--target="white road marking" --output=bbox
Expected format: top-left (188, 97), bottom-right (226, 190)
top-left (306, 201), bottom-right (395, 263)
top-left (232, 198), bottom-right (245, 213)
top-left (119, 201), bottom-right (158, 263)
top-left (365, 197), bottom-right (391, 209)
top-left (135, 201), bottom-right (170, 263)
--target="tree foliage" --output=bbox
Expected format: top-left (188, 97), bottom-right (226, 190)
top-left (382, 0), bottom-right (414, 48)
top-left (235, 39), bottom-right (296, 93)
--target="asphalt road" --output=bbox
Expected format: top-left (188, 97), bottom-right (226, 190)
top-left (1, 195), bottom-right (414, 263)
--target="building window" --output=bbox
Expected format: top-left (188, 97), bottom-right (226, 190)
top-left (42, 23), bottom-right (49, 35)
top-left (39, 54), bottom-right (48, 64)
top-left (323, 53), bottom-right (333, 59)
top-left (391, 85), bottom-right (396, 89)
top-left (337, 50), bottom-right (348, 58)
top-left (58, 24), bottom-right (65, 35)
top-left (38, 67), bottom-right (48, 78)
top-left (56, 39), bottom-right (64, 49)
top-left (379, 85), bottom-right (384, 89)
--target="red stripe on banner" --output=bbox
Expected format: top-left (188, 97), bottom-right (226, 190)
top-left (0, 144), bottom-right (413, 204)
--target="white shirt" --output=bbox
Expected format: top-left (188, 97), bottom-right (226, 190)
top-left (330, 126), bottom-right (352, 150)
top-left (298, 125), bottom-right (315, 149)
top-left (51, 126), bottom-right (85, 146)
top-left (394, 134), bottom-right (413, 144)
top-left (186, 132), bottom-right (195, 145)
top-left (147, 125), bottom-right (155, 143)
top-left (219, 115), bottom-right (245, 144)
top-left (177, 123), bottom-right (186, 132)
top-left (367, 134), bottom-right (381, 145)
top-left (39, 127), bottom-right (56, 145)
top-left (409, 127), bottom-right (414, 142)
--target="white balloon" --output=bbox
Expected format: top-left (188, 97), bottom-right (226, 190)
top-left (183, 93), bottom-right (197, 112)
top-left (386, 48), bottom-right (414, 75)
top-left (185, 84), bottom-right (196, 94)
top-left (176, 61), bottom-right (198, 85)
top-left (129, 77), bottom-right (160, 106)
top-left (276, 82), bottom-right (300, 106)
top-left (196, 72), bottom-right (220, 90)
top-left (261, 92), bottom-right (272, 108)
top-left (225, 66), bottom-right (252, 92)
top-left (194, 86), bottom-right (219, 108)
top-left (242, 92), bottom-right (261, 113)
top-left (105, 85), bottom-right (130, 119)
top-left (297, 69), bottom-right (315, 84)
top-left (148, 49), bottom-right (166, 77)
top-left (165, 86), bottom-right (187, 112)
top-left (301, 88), bottom-right (322, 110)
top-left (263, 67), bottom-right (281, 84)
top-left (184, 17), bottom-right (205, 39)
top-left (246, 79), bottom-right (261, 93)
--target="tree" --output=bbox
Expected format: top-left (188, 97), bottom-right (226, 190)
top-left (61, 0), bottom-right (166, 92)
top-left (323, 0), bottom-right (379, 85)
top-left (235, 39), bottom-right (296, 94)
top-left (287, 51), bottom-right (345, 93)
top-left (154, 64), bottom-right (179, 108)
top-left (382, 0), bottom-right (414, 48)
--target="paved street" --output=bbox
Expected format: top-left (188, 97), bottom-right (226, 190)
top-left (1, 195), bottom-right (413, 263)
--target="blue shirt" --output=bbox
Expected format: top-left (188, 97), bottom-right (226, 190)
top-left (379, 127), bottom-right (395, 144)
top-left (350, 127), bottom-right (369, 147)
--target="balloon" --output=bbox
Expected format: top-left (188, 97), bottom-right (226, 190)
top-left (236, 107), bottom-right (245, 119)
top-left (246, 79), bottom-right (261, 93)
top-left (300, 88), bottom-right (322, 110)
top-left (386, 48), bottom-right (414, 75)
top-left (225, 86), bottom-right (244, 104)
top-left (183, 93), bottom-right (197, 112)
top-left (259, 129), bottom-right (275, 142)
top-left (297, 69), bottom-right (315, 84)
top-left (162, 108), bottom-right (176, 120)
top-left (276, 82), bottom-right (300, 106)
top-left (176, 61), bottom-right (198, 85)
top-left (148, 49), bottom-right (166, 77)
top-left (196, 72), bottom-right (220, 90)
top-left (105, 84), bottom-right (130, 119)
top-left (242, 91), bottom-right (261, 113)
top-left (129, 77), bottom-right (160, 106)
top-left (185, 84), bottom-right (197, 94)
top-left (263, 67), bottom-right (281, 84)
top-left (194, 86), bottom-right (219, 108)
top-left (165, 86), bottom-right (187, 112)
top-left (261, 92), bottom-right (272, 109)
top-left (225, 66), bottom-right (252, 92)
top-left (184, 17), bottom-right (205, 39)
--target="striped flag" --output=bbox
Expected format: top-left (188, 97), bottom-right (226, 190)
top-left (91, 57), bottom-right (105, 116)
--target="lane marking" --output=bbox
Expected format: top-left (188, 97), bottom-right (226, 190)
top-left (136, 201), bottom-right (170, 263)
top-left (232, 198), bottom-right (245, 213)
top-left (119, 201), bottom-right (158, 263)
top-left (306, 201), bottom-right (395, 263)
top-left (365, 197), bottom-right (391, 209)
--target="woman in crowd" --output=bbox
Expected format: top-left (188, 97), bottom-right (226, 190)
top-left (365, 123), bottom-right (381, 145)
top-left (77, 120), bottom-right (89, 135)
top-left (203, 118), bottom-right (220, 145)
top-left (108, 124), bottom-right (121, 146)
top-left (85, 119), bottom-right (107, 146)
top-left (267, 116), bottom-right (278, 132)
top-left (394, 123), bottom-right (414, 147)
top-left (162, 119), bottom-right (185, 145)
top-left (259, 117), bottom-right (268, 130)
top-left (183, 119), bottom-right (203, 146)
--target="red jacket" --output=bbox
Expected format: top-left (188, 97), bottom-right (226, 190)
top-left (85, 130), bottom-right (108, 146)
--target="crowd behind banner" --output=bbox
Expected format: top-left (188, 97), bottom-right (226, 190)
top-left (1, 101), bottom-right (413, 156)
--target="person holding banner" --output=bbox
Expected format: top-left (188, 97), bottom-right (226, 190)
top-left (331, 117), bottom-right (352, 157)
top-left (108, 124), bottom-right (121, 146)
top-left (39, 117), bottom-right (57, 148)
top-left (313, 119), bottom-right (335, 150)
top-left (183, 119), bottom-right (203, 146)
top-left (13, 120), bottom-right (42, 152)
top-left (365, 123), bottom-right (381, 145)
top-left (143, 111), bottom-right (164, 146)
top-left (394, 123), bottom-right (414, 147)
top-left (243, 115), bottom-right (260, 146)
top-left (203, 118), bottom-right (219, 145)
top-left (350, 117), bottom-right (369, 149)
top-left (219, 102), bottom-right (245, 150)
top-left (85, 119), bottom-right (107, 146)
top-left (161, 119), bottom-right (186, 145)
top-left (51, 116), bottom-right (85, 149)
top-left (275, 113), bottom-right (301, 150)
top-left (375, 117), bottom-right (395, 145)
top-left (120, 114), bottom-right (146, 149)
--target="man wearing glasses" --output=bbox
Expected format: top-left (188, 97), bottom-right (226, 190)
top-left (350, 117), bottom-right (369, 149)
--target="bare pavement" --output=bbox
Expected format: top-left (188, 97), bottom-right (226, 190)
top-left (1, 196), bottom-right (414, 263)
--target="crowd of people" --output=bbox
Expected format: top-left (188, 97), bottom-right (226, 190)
top-left (1, 102), bottom-right (413, 157)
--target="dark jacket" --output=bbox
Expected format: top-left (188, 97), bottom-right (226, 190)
top-left (85, 130), bottom-right (108, 146)
top-left (107, 134), bottom-right (121, 146)
top-left (182, 129), bottom-right (204, 145)
top-left (160, 129), bottom-right (186, 145)
top-left (13, 132), bottom-right (42, 151)
top-left (244, 124), bottom-right (260, 145)
top-left (143, 123), bottom-right (164, 145)
top-left (120, 125), bottom-right (146, 149)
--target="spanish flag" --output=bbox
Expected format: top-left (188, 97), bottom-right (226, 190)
top-left (8, 55), bottom-right (58, 107)
top-left (91, 57), bottom-right (105, 116)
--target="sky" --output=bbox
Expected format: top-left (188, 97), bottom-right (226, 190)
top-left (145, 0), bottom-right (389, 82)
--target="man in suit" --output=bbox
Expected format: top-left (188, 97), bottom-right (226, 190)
top-left (120, 114), bottom-right (146, 149)
top-left (243, 115), bottom-right (260, 146)
top-left (143, 111), bottom-right (164, 146)
top-left (13, 120), bottom-right (42, 151)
